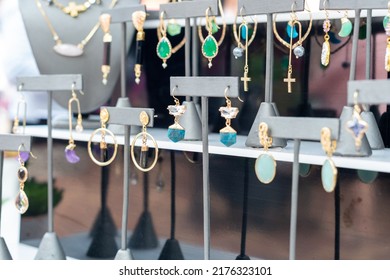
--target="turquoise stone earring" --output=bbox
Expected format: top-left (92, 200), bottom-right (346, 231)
top-left (255, 122), bottom-right (276, 184)
top-left (219, 87), bottom-right (239, 147)
top-left (156, 11), bottom-right (172, 68)
top-left (201, 7), bottom-right (219, 68)
top-left (320, 127), bottom-right (337, 193)
top-left (346, 91), bottom-right (368, 151)
top-left (338, 10), bottom-right (353, 38)
top-left (167, 87), bottom-right (186, 142)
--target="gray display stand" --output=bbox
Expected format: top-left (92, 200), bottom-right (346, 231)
top-left (160, 0), bottom-right (219, 141)
top-left (0, 134), bottom-right (32, 260)
top-left (171, 76), bottom-right (239, 260)
top-left (16, 74), bottom-right (83, 260)
top-left (99, 106), bottom-right (154, 260)
top-left (261, 116), bottom-right (340, 260)
top-left (243, 0), bottom-right (305, 148)
top-left (104, 5), bottom-right (145, 135)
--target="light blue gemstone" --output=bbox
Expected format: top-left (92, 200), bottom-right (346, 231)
top-left (220, 132), bottom-right (236, 147)
top-left (255, 154), bottom-right (276, 184)
top-left (168, 128), bottom-right (185, 142)
top-left (240, 24), bottom-right (247, 40)
top-left (286, 22), bottom-right (298, 39)
top-left (321, 159), bottom-right (337, 192)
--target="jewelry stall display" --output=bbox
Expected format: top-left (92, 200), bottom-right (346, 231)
top-left (167, 86), bottom-right (187, 143)
top-left (254, 122), bottom-right (276, 184)
top-left (320, 127), bottom-right (337, 193)
top-left (99, 13), bottom-right (112, 85)
top-left (132, 11), bottom-right (147, 84)
top-left (219, 87), bottom-right (239, 147)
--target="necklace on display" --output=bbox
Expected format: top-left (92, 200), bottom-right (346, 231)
top-left (50, 0), bottom-right (101, 18)
top-left (35, 0), bottom-right (118, 57)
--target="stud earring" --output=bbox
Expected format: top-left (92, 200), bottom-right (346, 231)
top-left (65, 84), bottom-right (83, 164)
top-left (219, 87), bottom-right (239, 147)
top-left (320, 127), bottom-right (338, 192)
top-left (132, 11), bottom-right (146, 84)
top-left (384, 1), bottom-right (390, 72)
top-left (346, 90), bottom-right (368, 151)
top-left (233, 7), bottom-right (258, 93)
top-left (130, 111), bottom-right (159, 172)
top-left (254, 122), bottom-right (276, 184)
top-left (99, 13), bottom-right (112, 85)
top-left (167, 86), bottom-right (186, 142)
top-left (338, 10), bottom-right (353, 38)
top-left (13, 84), bottom-right (27, 135)
top-left (88, 108), bottom-right (118, 166)
top-left (321, 0), bottom-right (331, 67)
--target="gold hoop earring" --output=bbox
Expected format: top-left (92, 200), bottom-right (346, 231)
top-left (219, 86), bottom-right (239, 146)
top-left (167, 86), bottom-right (186, 142)
top-left (88, 108), bottom-right (118, 166)
top-left (13, 84), bottom-right (27, 135)
top-left (99, 13), bottom-right (112, 85)
top-left (131, 111), bottom-right (159, 172)
top-left (321, 127), bottom-right (337, 192)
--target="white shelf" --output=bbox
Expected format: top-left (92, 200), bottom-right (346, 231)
top-left (24, 125), bottom-right (390, 173)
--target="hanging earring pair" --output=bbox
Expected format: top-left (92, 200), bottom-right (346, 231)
top-left (88, 108), bottom-right (118, 166)
top-left (321, 127), bottom-right (337, 192)
top-left (254, 122), bottom-right (276, 184)
top-left (65, 84), bottom-right (83, 164)
top-left (198, 0), bottom-right (226, 68)
top-left (384, 0), bottom-right (390, 71)
top-left (131, 111), bottom-right (159, 172)
top-left (132, 11), bottom-right (146, 84)
top-left (346, 90), bottom-right (368, 151)
top-left (100, 13), bottom-right (112, 85)
top-left (219, 87), bottom-right (239, 147)
top-left (233, 7), bottom-right (258, 92)
top-left (167, 86), bottom-right (186, 142)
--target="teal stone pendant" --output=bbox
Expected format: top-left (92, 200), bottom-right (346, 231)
top-left (167, 123), bottom-right (185, 143)
top-left (357, 169), bottom-right (378, 184)
top-left (321, 158), bottom-right (337, 192)
top-left (219, 125), bottom-right (237, 147)
top-left (202, 34), bottom-right (218, 68)
top-left (255, 153), bottom-right (276, 184)
top-left (286, 21), bottom-right (298, 39)
top-left (156, 36), bottom-right (172, 68)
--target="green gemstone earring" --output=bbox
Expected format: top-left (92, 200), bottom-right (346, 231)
top-left (167, 86), bottom-right (186, 142)
top-left (219, 87), bottom-right (239, 147)
top-left (320, 127), bottom-right (338, 193)
top-left (338, 10), bottom-right (353, 38)
top-left (255, 122), bottom-right (276, 184)
top-left (321, 0), bottom-right (331, 67)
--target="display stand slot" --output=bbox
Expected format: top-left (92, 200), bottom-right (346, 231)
top-left (348, 80), bottom-right (390, 104)
top-left (171, 76), bottom-right (239, 260)
top-left (319, 0), bottom-right (386, 10)
top-left (17, 74), bottom-right (83, 260)
top-left (261, 116), bottom-right (340, 260)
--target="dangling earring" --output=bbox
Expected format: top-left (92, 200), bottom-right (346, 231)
top-left (88, 108), bottom-right (118, 166)
top-left (321, 0), bottom-right (331, 67)
top-left (13, 84), bottom-right (27, 135)
top-left (65, 84), bottom-right (83, 163)
top-left (167, 86), bottom-right (186, 142)
top-left (198, 1), bottom-right (226, 68)
top-left (132, 11), bottom-right (146, 84)
top-left (321, 127), bottom-right (337, 192)
top-left (219, 86), bottom-right (239, 147)
top-left (233, 7), bottom-right (258, 93)
top-left (254, 122), bottom-right (276, 184)
top-left (99, 13), bottom-right (112, 85)
top-left (384, 0), bottom-right (390, 72)
top-left (130, 111), bottom-right (159, 172)
top-left (346, 91), bottom-right (369, 151)
top-left (338, 10), bottom-right (353, 38)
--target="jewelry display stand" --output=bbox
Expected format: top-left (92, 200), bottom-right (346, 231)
top-left (244, 0), bottom-right (305, 148)
top-left (261, 116), bottom-right (339, 260)
top-left (104, 5), bottom-right (145, 136)
top-left (160, 0), bottom-right (219, 141)
top-left (171, 76), bottom-right (239, 260)
top-left (100, 106), bottom-right (155, 260)
top-left (0, 134), bottom-right (32, 260)
top-left (16, 74), bottom-right (83, 260)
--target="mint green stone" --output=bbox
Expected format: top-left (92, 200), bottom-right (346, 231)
top-left (299, 163), bottom-right (311, 177)
top-left (220, 132), bottom-right (236, 147)
top-left (338, 18), bottom-right (353, 38)
top-left (157, 37), bottom-right (171, 59)
top-left (255, 154), bottom-right (276, 184)
top-left (321, 159), bottom-right (337, 192)
top-left (383, 15), bottom-right (390, 30)
top-left (211, 19), bottom-right (219, 34)
top-left (202, 35), bottom-right (218, 58)
top-left (167, 23), bottom-right (181, 36)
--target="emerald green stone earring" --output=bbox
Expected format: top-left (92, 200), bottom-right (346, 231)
top-left (167, 86), bottom-right (186, 142)
top-left (320, 127), bottom-right (337, 193)
top-left (255, 122), bottom-right (276, 184)
top-left (219, 87), bottom-right (239, 147)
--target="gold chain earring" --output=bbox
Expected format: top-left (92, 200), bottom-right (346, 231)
top-left (321, 0), bottom-right (331, 67)
top-left (167, 86), bottom-right (186, 142)
top-left (132, 11), bottom-right (146, 84)
top-left (254, 122), bottom-right (276, 184)
top-left (219, 86), bottom-right (239, 147)
top-left (346, 90), bottom-right (368, 151)
top-left (321, 127), bottom-right (337, 192)
top-left (88, 108), bottom-right (118, 166)
top-left (384, 1), bottom-right (390, 71)
top-left (65, 83), bottom-right (83, 164)
top-left (13, 84), bottom-right (27, 135)
top-left (100, 13), bottom-right (112, 85)
top-left (131, 111), bottom-right (159, 172)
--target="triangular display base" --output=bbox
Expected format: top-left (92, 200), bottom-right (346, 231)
top-left (114, 249), bottom-right (134, 260)
top-left (89, 208), bottom-right (117, 238)
top-left (128, 211), bottom-right (158, 249)
top-left (158, 238), bottom-right (184, 260)
top-left (35, 232), bottom-right (66, 260)
top-left (235, 254), bottom-right (250, 260)
top-left (86, 218), bottom-right (118, 259)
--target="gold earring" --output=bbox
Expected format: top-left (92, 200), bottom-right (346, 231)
top-left (13, 84), bottom-right (27, 135)
top-left (132, 11), bottom-right (146, 84)
top-left (321, 127), bottom-right (337, 192)
top-left (219, 87), bottom-right (239, 147)
top-left (346, 90), bottom-right (368, 151)
top-left (88, 108), bottom-right (118, 166)
top-left (100, 13), bottom-right (112, 85)
top-left (254, 122), bottom-right (276, 184)
top-left (131, 111), bottom-right (159, 172)
top-left (167, 86), bottom-right (186, 142)
top-left (321, 0), bottom-right (331, 67)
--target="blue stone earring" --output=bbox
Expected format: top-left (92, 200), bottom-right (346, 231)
top-left (346, 90), bottom-right (368, 151)
top-left (320, 127), bottom-right (338, 192)
top-left (255, 122), bottom-right (276, 184)
top-left (219, 87), bottom-right (239, 147)
top-left (167, 86), bottom-right (186, 142)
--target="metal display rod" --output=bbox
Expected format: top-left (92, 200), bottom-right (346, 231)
top-left (101, 106), bottom-right (154, 260)
top-left (261, 116), bottom-right (340, 260)
top-left (16, 74), bottom-right (83, 260)
top-left (170, 76), bottom-right (239, 260)
top-left (244, 0), bottom-right (305, 148)
top-left (319, 0), bottom-right (386, 10)
top-left (0, 134), bottom-right (32, 260)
